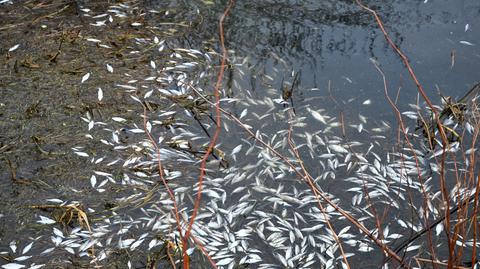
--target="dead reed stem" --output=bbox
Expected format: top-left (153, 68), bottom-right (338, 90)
top-left (183, 81), bottom-right (411, 268)
top-left (182, 1), bottom-right (235, 268)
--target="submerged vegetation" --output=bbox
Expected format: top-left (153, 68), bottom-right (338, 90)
top-left (1, 0), bottom-right (479, 269)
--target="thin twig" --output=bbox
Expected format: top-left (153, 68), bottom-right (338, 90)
top-left (182, 1), bottom-right (235, 268)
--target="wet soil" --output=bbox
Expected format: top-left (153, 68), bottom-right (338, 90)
top-left (0, 0), bottom-right (160, 259)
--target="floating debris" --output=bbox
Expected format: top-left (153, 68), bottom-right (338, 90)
top-left (460, 40), bottom-right (475, 46)
top-left (81, 73), bottom-right (90, 83)
top-left (8, 44), bottom-right (19, 52)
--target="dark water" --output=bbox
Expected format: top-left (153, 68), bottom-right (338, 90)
top-left (145, 0), bottom-right (480, 267)
top-left (221, 0), bottom-right (479, 114)
top-left (184, 0), bottom-right (480, 266)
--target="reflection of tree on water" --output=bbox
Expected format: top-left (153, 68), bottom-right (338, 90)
top-left (140, 1), bottom-right (402, 59)
top-left (84, 0), bottom-right (475, 67)
top-left (147, 0), bottom-right (448, 97)
top-left (221, 0), bottom-right (427, 63)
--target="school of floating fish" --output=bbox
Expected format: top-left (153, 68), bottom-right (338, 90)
top-left (1, 2), bottom-right (479, 269)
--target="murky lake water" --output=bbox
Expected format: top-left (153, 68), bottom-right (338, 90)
top-left (1, 0), bottom-right (479, 268)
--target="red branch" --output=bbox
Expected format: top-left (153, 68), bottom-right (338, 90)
top-left (182, 1), bottom-right (235, 268)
